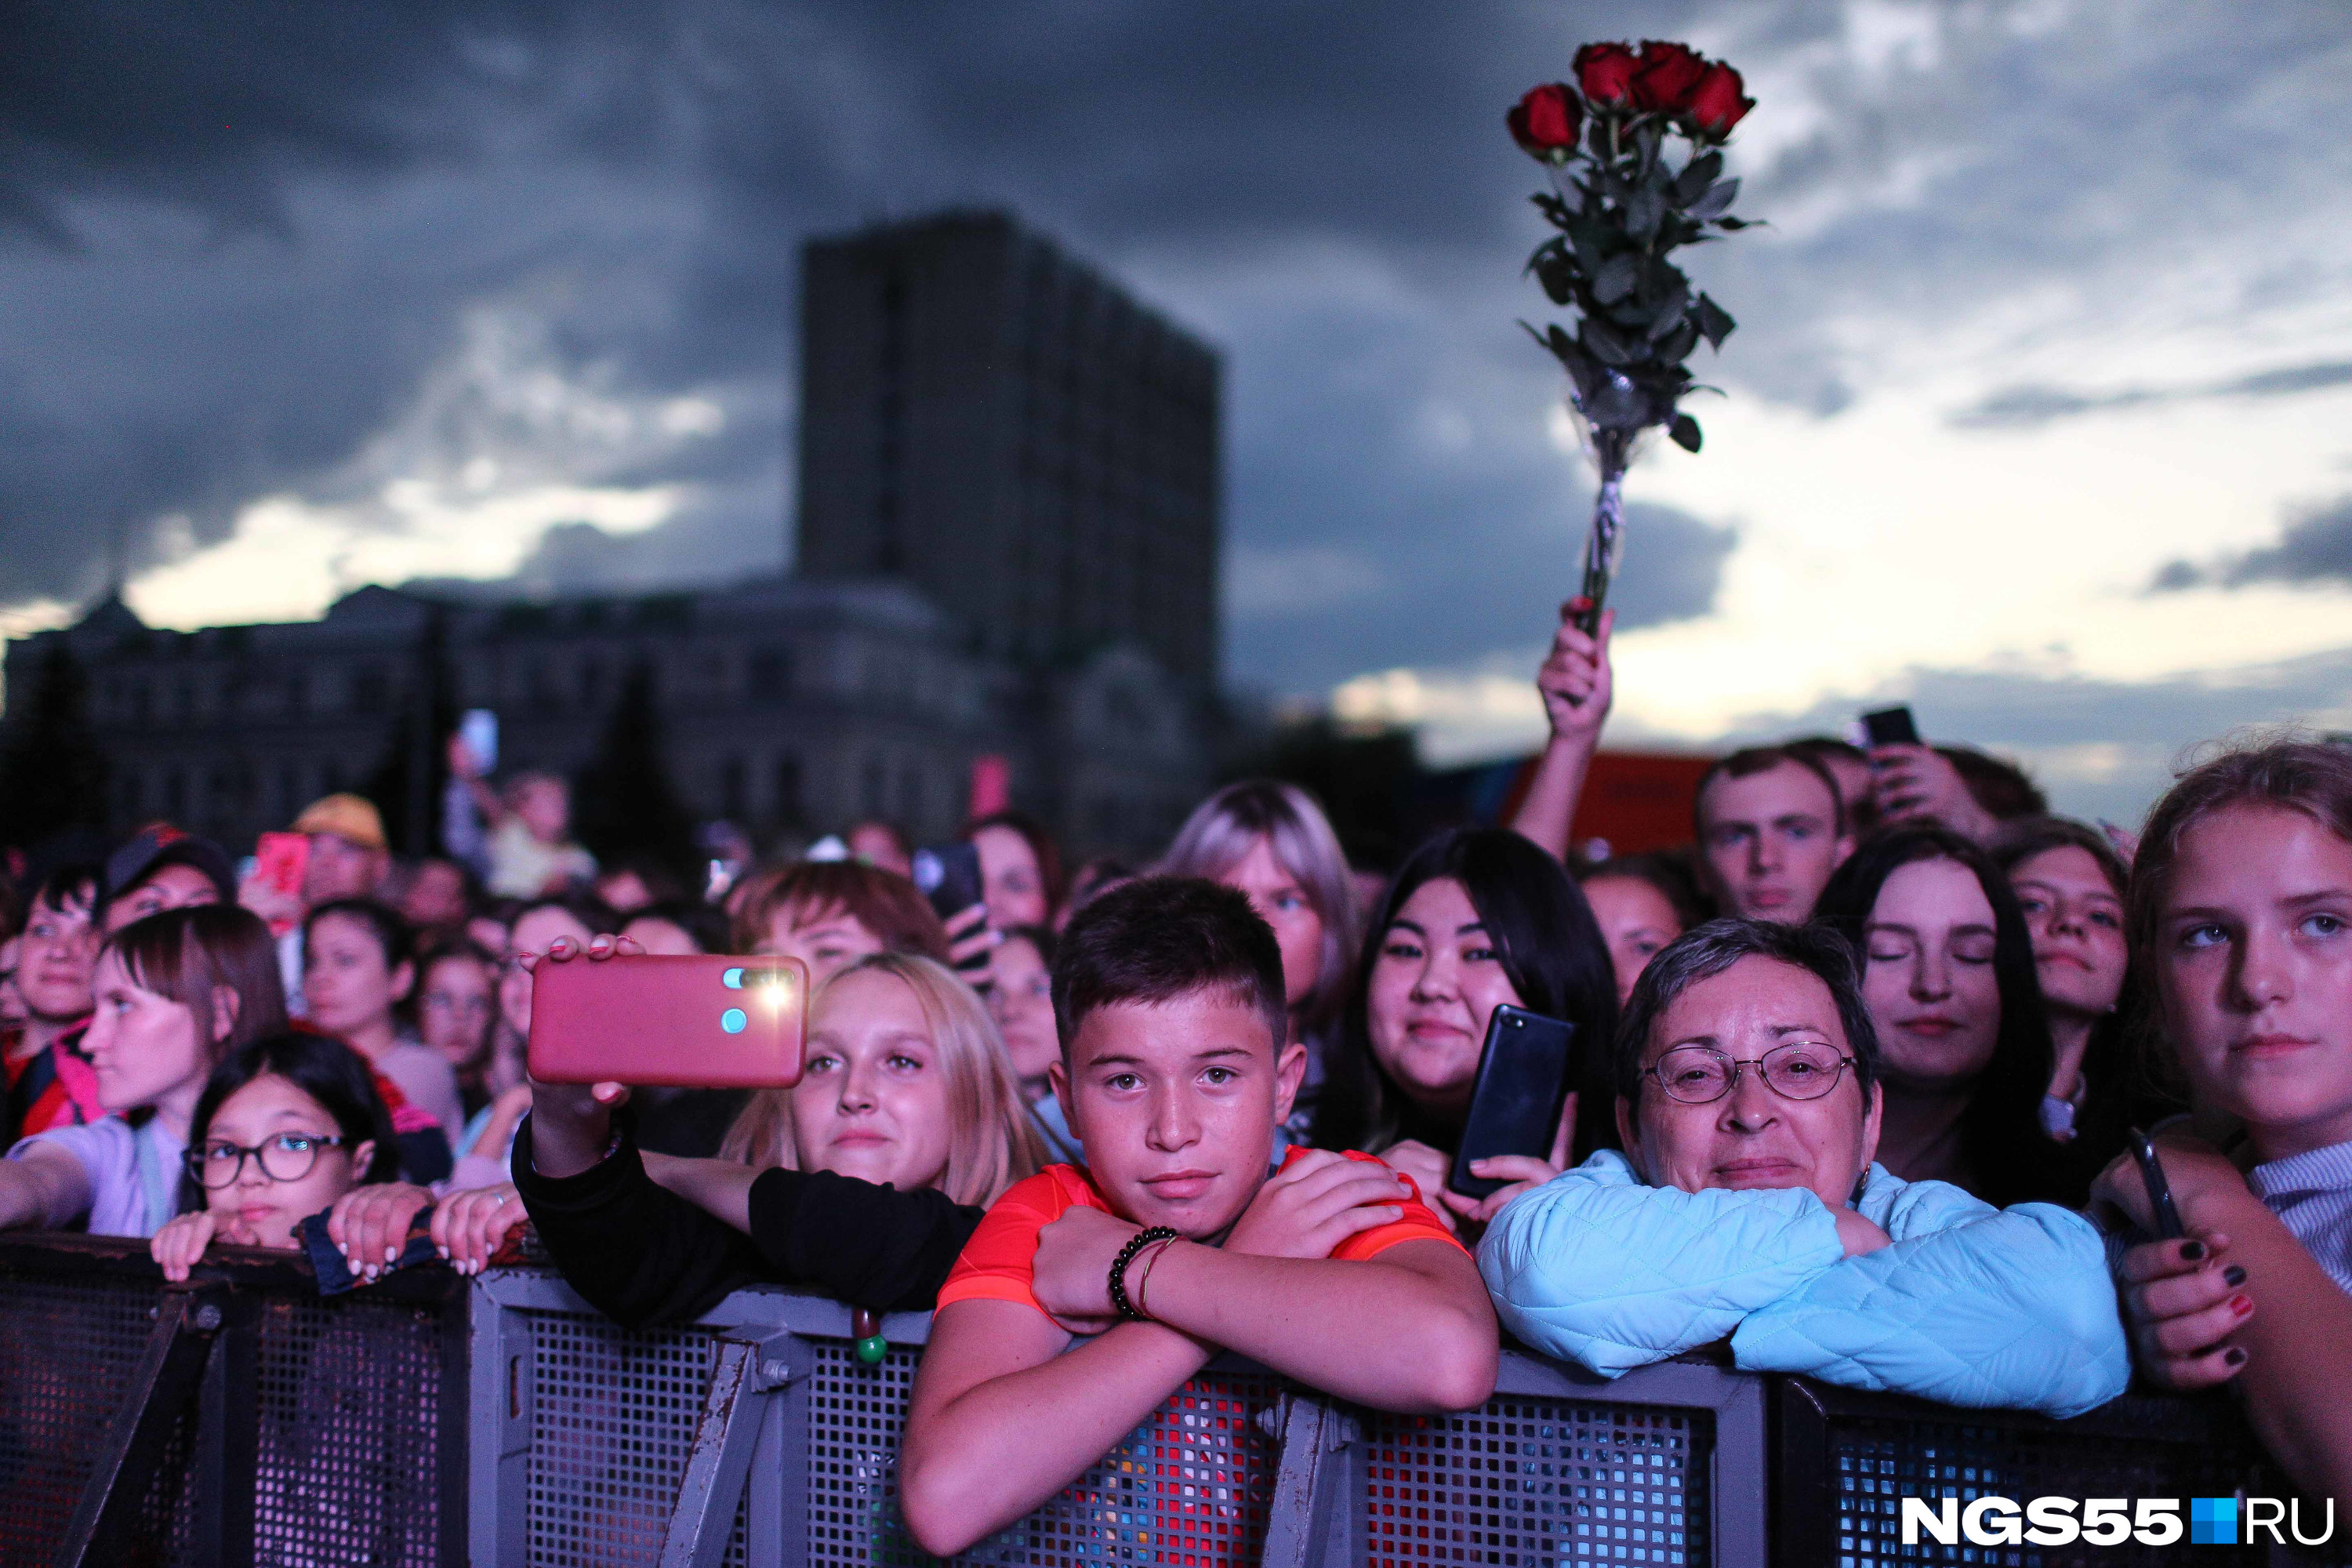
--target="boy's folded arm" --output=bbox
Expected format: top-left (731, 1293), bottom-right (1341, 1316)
top-left (1139, 1236), bottom-right (1499, 1413)
top-left (1476, 1164), bottom-right (1841, 1375)
top-left (1730, 1203), bottom-right (2131, 1417)
top-left (898, 1298), bottom-right (1210, 1558)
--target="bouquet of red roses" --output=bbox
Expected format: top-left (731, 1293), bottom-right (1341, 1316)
top-left (1508, 42), bottom-right (1755, 630)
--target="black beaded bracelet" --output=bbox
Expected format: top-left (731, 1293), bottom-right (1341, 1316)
top-left (1109, 1226), bottom-right (1179, 1321)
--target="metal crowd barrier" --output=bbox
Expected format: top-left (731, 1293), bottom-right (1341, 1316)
top-left (0, 1233), bottom-right (2336, 1567)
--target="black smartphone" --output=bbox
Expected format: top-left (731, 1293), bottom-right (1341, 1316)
top-left (2127, 1127), bottom-right (2186, 1241)
top-left (1447, 1006), bottom-right (1578, 1200)
top-left (911, 842), bottom-right (985, 924)
top-left (1860, 705), bottom-right (1922, 747)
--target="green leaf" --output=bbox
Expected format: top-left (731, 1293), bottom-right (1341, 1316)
top-left (1672, 151), bottom-right (1724, 206)
top-left (1693, 293), bottom-right (1737, 349)
top-left (1712, 216), bottom-right (1755, 230)
top-left (1624, 185), bottom-right (1664, 242)
top-left (1581, 316), bottom-right (1640, 367)
top-left (1670, 413), bottom-right (1702, 452)
top-left (1592, 252), bottom-right (1639, 304)
top-left (1686, 177), bottom-right (1740, 221)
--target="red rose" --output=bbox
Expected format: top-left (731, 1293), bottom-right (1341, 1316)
top-left (1574, 42), bottom-right (1640, 105)
top-left (1630, 41), bottom-right (1708, 113)
top-left (1686, 62), bottom-right (1754, 138)
top-left (1508, 82), bottom-right (1582, 158)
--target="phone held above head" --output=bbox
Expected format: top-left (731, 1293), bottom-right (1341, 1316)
top-left (528, 953), bottom-right (809, 1088)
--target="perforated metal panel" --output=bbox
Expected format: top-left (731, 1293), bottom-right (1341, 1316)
top-left (251, 1293), bottom-right (446, 1566)
top-left (1361, 1399), bottom-right (1711, 1567)
top-left (521, 1308), bottom-right (746, 1568)
top-left (0, 1273), bottom-right (177, 1565)
top-left (1820, 1417), bottom-right (2297, 1568)
top-left (800, 1336), bottom-right (1279, 1567)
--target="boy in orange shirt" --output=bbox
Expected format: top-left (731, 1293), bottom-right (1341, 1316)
top-left (898, 877), bottom-right (1497, 1556)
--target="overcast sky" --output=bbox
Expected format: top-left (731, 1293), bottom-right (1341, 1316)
top-left (5, 0), bottom-right (2350, 825)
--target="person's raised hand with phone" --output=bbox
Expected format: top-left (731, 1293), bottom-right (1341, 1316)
top-left (521, 932), bottom-right (642, 1178)
top-left (1867, 744), bottom-right (1998, 844)
top-left (1509, 599), bottom-right (1615, 862)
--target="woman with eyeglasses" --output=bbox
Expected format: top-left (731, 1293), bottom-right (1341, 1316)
top-left (1478, 918), bottom-right (2128, 1417)
top-left (151, 1031), bottom-right (398, 1278)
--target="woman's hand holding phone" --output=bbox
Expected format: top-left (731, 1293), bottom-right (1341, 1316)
top-left (521, 934), bottom-right (640, 1178)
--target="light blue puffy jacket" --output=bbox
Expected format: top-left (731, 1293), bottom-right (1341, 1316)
top-left (1478, 1150), bottom-right (2130, 1418)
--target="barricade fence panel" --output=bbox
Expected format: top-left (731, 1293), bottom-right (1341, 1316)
top-left (3, 1242), bottom-right (2339, 1567)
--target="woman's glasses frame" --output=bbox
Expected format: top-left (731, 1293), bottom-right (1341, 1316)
top-left (185, 1132), bottom-right (349, 1189)
top-left (1645, 1042), bottom-right (1858, 1105)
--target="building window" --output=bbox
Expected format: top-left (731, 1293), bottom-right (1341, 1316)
top-left (861, 755), bottom-right (887, 816)
top-left (748, 646), bottom-right (792, 703)
top-left (897, 764), bottom-right (924, 828)
top-left (118, 770), bottom-right (142, 820)
top-left (578, 657), bottom-right (605, 711)
top-left (164, 769), bottom-right (186, 819)
top-left (719, 756), bottom-right (746, 820)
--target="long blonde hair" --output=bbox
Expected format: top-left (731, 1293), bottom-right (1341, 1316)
top-left (717, 952), bottom-right (1044, 1207)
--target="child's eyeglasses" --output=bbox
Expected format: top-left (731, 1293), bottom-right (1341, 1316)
top-left (184, 1132), bottom-right (348, 1188)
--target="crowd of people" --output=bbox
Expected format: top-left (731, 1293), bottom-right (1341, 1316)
top-left (3, 593), bottom-right (2350, 1534)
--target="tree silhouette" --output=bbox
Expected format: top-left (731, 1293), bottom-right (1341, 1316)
top-left (0, 638), bottom-right (111, 853)
top-left (572, 657), bottom-right (695, 876)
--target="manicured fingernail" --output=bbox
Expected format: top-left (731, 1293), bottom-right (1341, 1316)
top-left (2231, 1294), bottom-right (2252, 1316)
top-left (437, 1247), bottom-right (449, 1260)
top-left (2180, 1240), bottom-right (2206, 1261)
top-left (2224, 1347), bottom-right (2247, 1367)
top-left (2223, 1265), bottom-right (2247, 1287)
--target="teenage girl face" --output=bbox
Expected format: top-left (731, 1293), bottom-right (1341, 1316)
top-left (195, 1073), bottom-right (373, 1249)
top-left (757, 898), bottom-right (886, 985)
top-left (501, 905), bottom-right (594, 1036)
top-left (789, 968), bottom-right (953, 1192)
top-left (2009, 844), bottom-right (2127, 1020)
top-left (2154, 804), bottom-right (2352, 1160)
top-left (1859, 857), bottom-right (2002, 1091)
top-left (303, 913), bottom-right (412, 1040)
top-left (82, 950), bottom-right (211, 1116)
top-left (985, 934), bottom-right (1060, 1091)
top-left (1219, 835), bottom-right (1325, 1012)
top-left (1366, 877), bottom-right (1526, 1120)
top-left (971, 825), bottom-right (1049, 930)
top-left (1582, 875), bottom-right (1682, 1007)
top-left (418, 953), bottom-right (496, 1070)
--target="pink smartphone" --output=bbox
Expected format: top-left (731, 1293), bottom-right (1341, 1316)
top-left (527, 955), bottom-right (809, 1087)
top-left (255, 831), bottom-right (310, 898)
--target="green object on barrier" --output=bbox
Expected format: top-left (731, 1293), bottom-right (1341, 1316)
top-left (856, 1334), bottom-right (887, 1365)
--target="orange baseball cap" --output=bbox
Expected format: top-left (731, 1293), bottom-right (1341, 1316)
top-left (291, 793), bottom-right (387, 852)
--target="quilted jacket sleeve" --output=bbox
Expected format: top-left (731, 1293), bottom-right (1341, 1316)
top-left (1729, 1192), bottom-right (2130, 1418)
top-left (1478, 1152), bottom-right (1844, 1377)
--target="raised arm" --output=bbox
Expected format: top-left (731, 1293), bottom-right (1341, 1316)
top-left (1732, 1200), bottom-right (2130, 1417)
top-left (0, 1143), bottom-right (93, 1231)
top-left (1478, 1153), bottom-right (1842, 1374)
top-left (1507, 601), bottom-right (1613, 862)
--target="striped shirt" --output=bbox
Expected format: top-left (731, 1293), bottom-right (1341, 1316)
top-left (2248, 1138), bottom-right (2352, 1297)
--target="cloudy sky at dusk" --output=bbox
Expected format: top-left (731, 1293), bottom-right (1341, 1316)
top-left (5, 0), bottom-right (2350, 824)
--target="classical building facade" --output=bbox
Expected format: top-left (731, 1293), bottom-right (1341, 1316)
top-left (4, 575), bottom-right (1206, 859)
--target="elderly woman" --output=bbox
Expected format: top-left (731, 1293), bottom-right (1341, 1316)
top-left (1479, 918), bottom-right (2127, 1417)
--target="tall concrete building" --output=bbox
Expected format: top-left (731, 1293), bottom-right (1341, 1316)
top-left (797, 211), bottom-right (1222, 692)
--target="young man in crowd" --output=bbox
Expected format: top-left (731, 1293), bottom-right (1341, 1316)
top-left (898, 877), bottom-right (1497, 1558)
top-left (234, 793), bottom-right (393, 1016)
top-left (1692, 746), bottom-right (1854, 924)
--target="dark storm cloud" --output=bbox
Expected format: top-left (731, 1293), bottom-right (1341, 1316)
top-left (2148, 495), bottom-right (2352, 593)
top-left (2, 0), bottom-right (2348, 723)
top-left (1947, 361), bottom-right (2352, 430)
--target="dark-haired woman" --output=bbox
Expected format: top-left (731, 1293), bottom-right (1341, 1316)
top-left (1995, 817), bottom-right (2158, 1192)
top-left (150, 1032), bottom-right (397, 1279)
top-left (1814, 826), bottom-right (2070, 1205)
top-left (303, 899), bottom-right (465, 1149)
top-left (1310, 827), bottom-right (1619, 1233)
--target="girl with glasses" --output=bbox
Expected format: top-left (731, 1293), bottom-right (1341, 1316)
top-left (151, 1031), bottom-right (397, 1279)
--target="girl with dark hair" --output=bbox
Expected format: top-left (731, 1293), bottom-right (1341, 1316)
top-left (150, 1032), bottom-right (397, 1279)
top-left (1309, 827), bottom-right (1620, 1233)
top-left (0, 905), bottom-right (287, 1236)
top-left (1813, 826), bottom-right (2069, 1205)
top-left (304, 898), bottom-right (463, 1149)
top-left (1994, 817), bottom-right (2161, 1192)
top-left (1575, 854), bottom-right (1704, 1007)
top-left (963, 811), bottom-right (1063, 931)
